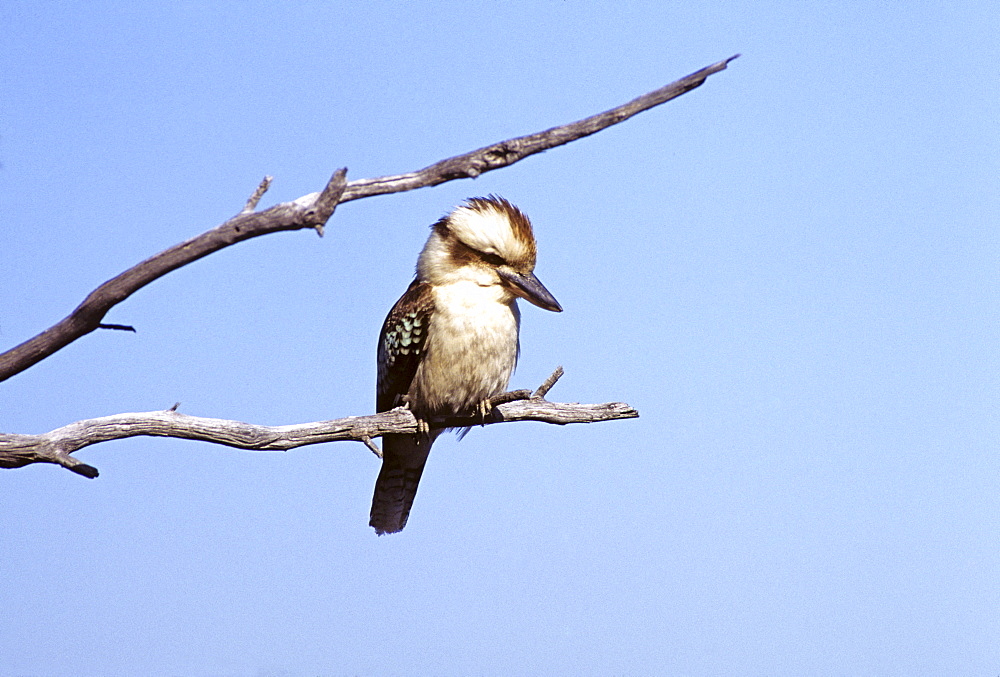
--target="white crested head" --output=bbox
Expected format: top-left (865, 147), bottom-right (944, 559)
top-left (417, 196), bottom-right (538, 285)
top-left (414, 196), bottom-right (562, 313)
top-left (445, 196), bottom-right (537, 268)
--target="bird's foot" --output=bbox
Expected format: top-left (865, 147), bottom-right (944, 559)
top-left (476, 399), bottom-right (493, 425)
top-left (400, 397), bottom-right (430, 436)
top-left (415, 417), bottom-right (430, 435)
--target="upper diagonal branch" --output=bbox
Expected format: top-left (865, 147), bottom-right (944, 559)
top-left (0, 55), bottom-right (737, 383)
top-left (338, 55), bottom-right (739, 201)
top-left (0, 170), bottom-right (349, 382)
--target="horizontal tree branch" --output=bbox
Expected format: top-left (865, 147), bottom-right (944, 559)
top-left (0, 392), bottom-right (638, 478)
top-left (0, 55), bottom-right (737, 383)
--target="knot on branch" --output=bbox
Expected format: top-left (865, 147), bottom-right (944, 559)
top-left (483, 143), bottom-right (521, 166)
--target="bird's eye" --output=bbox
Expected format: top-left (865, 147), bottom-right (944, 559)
top-left (481, 252), bottom-right (505, 266)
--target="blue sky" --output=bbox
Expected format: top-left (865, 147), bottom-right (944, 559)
top-left (2, 1), bottom-right (998, 675)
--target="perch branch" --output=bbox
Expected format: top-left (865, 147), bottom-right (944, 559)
top-left (0, 56), bottom-right (737, 383)
top-left (0, 368), bottom-right (637, 477)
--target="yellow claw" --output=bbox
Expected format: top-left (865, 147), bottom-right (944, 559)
top-left (399, 396), bottom-right (430, 436)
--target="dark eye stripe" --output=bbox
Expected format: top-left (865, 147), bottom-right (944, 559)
top-left (447, 236), bottom-right (508, 267)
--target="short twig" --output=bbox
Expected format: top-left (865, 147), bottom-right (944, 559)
top-left (489, 389), bottom-right (533, 407)
top-left (533, 366), bottom-right (564, 399)
top-left (309, 168), bottom-right (348, 237)
top-left (243, 176), bottom-right (273, 212)
top-left (361, 436), bottom-right (382, 458)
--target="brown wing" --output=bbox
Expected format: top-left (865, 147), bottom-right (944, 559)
top-left (376, 280), bottom-right (434, 413)
top-left (371, 280), bottom-right (436, 534)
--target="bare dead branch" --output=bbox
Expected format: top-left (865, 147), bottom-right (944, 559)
top-left (0, 365), bottom-right (638, 476)
top-left (0, 398), bottom-right (638, 477)
top-left (0, 169), bottom-right (348, 382)
top-left (0, 56), bottom-right (737, 383)
top-left (337, 55), bottom-right (739, 201)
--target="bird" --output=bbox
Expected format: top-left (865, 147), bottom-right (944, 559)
top-left (370, 196), bottom-right (562, 535)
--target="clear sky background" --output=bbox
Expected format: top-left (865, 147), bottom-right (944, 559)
top-left (2, 1), bottom-right (998, 675)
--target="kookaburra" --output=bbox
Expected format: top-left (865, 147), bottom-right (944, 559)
top-left (370, 196), bottom-right (562, 535)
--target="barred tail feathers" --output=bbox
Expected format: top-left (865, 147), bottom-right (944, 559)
top-left (369, 431), bottom-right (440, 535)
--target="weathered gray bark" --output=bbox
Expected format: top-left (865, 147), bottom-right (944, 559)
top-left (0, 369), bottom-right (638, 478)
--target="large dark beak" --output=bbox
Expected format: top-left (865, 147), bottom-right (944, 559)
top-left (499, 268), bottom-right (563, 312)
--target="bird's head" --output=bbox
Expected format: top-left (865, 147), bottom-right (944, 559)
top-left (417, 196), bottom-right (562, 312)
